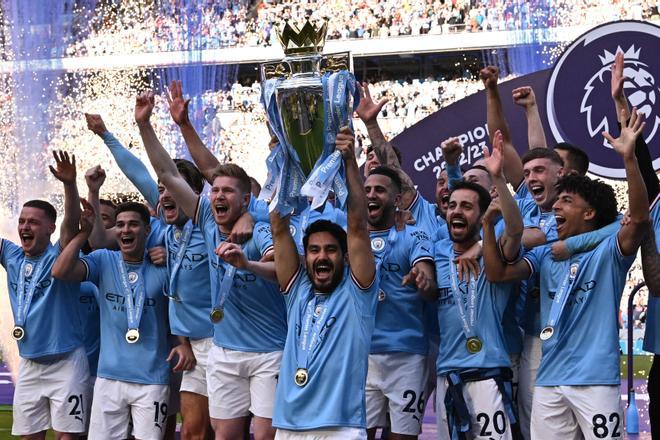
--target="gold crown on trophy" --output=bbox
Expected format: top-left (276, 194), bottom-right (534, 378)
top-left (276, 20), bottom-right (328, 55)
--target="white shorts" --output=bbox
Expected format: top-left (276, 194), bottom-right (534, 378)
top-left (436, 375), bottom-right (514, 440)
top-left (366, 353), bottom-right (428, 435)
top-left (207, 345), bottom-right (282, 420)
top-left (88, 377), bottom-right (170, 440)
top-left (12, 347), bottom-right (91, 436)
top-left (531, 385), bottom-right (622, 440)
top-left (275, 427), bottom-right (366, 440)
top-left (518, 334), bottom-right (541, 440)
top-left (180, 337), bottom-right (212, 397)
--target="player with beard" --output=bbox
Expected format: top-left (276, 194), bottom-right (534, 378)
top-left (482, 110), bottom-right (648, 439)
top-left (433, 131), bottom-right (523, 440)
top-left (134, 90), bottom-right (285, 440)
top-left (269, 126), bottom-right (378, 439)
top-left (53, 200), bottom-right (172, 440)
top-left (3, 151), bottom-right (90, 439)
top-left (362, 165), bottom-right (436, 439)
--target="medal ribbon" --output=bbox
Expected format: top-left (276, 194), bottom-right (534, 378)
top-left (15, 257), bottom-right (48, 327)
top-left (296, 295), bottom-right (332, 371)
top-left (165, 220), bottom-right (194, 300)
top-left (449, 257), bottom-right (478, 340)
top-left (212, 255), bottom-right (237, 313)
top-left (544, 259), bottom-right (581, 329)
top-left (117, 257), bottom-right (146, 331)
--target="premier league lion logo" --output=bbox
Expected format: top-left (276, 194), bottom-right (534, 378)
top-left (547, 21), bottom-right (660, 178)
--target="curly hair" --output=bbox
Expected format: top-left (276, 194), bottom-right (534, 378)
top-left (555, 175), bottom-right (618, 229)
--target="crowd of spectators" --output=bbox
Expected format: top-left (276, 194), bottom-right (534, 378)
top-left (63, 0), bottom-right (660, 57)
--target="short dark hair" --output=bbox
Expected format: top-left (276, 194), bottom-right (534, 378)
top-left (368, 165), bottom-right (402, 192)
top-left (115, 202), bottom-right (150, 225)
top-left (556, 175), bottom-right (618, 229)
top-left (23, 200), bottom-right (56, 223)
top-left (366, 144), bottom-right (403, 165)
top-left (174, 159), bottom-right (205, 194)
top-left (449, 180), bottom-right (492, 214)
top-left (99, 199), bottom-right (116, 210)
top-left (211, 163), bottom-right (251, 195)
top-left (521, 147), bottom-right (564, 167)
top-left (302, 220), bottom-right (347, 255)
top-left (553, 143), bottom-right (589, 176)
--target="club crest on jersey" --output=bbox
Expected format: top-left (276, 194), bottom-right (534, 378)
top-left (128, 272), bottom-right (139, 284)
top-left (174, 229), bottom-right (182, 242)
top-left (24, 263), bottom-right (33, 277)
top-left (314, 305), bottom-right (322, 316)
top-left (546, 21), bottom-right (660, 178)
top-left (371, 237), bottom-right (385, 252)
top-left (569, 263), bottom-right (579, 280)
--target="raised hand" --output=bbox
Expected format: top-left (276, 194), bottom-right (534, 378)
top-left (79, 198), bottom-right (96, 235)
top-left (401, 266), bottom-right (432, 291)
top-left (49, 150), bottom-right (77, 184)
top-left (602, 107), bottom-right (645, 159)
top-left (85, 165), bottom-right (106, 193)
top-left (84, 113), bottom-right (108, 135)
top-left (355, 82), bottom-right (388, 124)
top-left (482, 196), bottom-right (502, 225)
top-left (148, 247), bottom-right (167, 266)
top-left (479, 66), bottom-right (499, 90)
top-left (166, 80), bottom-right (191, 126)
top-left (512, 86), bottom-right (537, 109)
top-left (215, 242), bottom-right (249, 269)
top-left (135, 91), bottom-right (155, 125)
top-left (335, 126), bottom-right (356, 160)
top-left (611, 51), bottom-right (628, 101)
top-left (441, 137), bottom-right (463, 166)
top-left (482, 130), bottom-right (505, 178)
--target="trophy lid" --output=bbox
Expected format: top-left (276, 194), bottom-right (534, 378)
top-left (276, 20), bottom-right (328, 56)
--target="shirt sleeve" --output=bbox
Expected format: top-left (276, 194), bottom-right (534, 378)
top-left (248, 196), bottom-right (270, 223)
top-left (521, 246), bottom-right (544, 277)
top-left (254, 222), bottom-right (274, 256)
top-left (80, 250), bottom-right (104, 285)
top-left (0, 238), bottom-right (23, 268)
top-left (406, 227), bottom-right (435, 267)
top-left (446, 163), bottom-right (463, 189)
top-left (564, 217), bottom-right (621, 256)
top-left (101, 131), bottom-right (160, 207)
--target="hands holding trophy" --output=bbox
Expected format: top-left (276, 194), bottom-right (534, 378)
top-left (260, 20), bottom-right (359, 214)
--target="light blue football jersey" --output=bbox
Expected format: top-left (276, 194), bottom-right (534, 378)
top-left (434, 239), bottom-right (514, 375)
top-left (163, 220), bottom-right (214, 340)
top-left (81, 249), bottom-right (170, 385)
top-left (195, 197), bottom-right (287, 352)
top-left (369, 226), bottom-right (434, 355)
top-left (289, 202), bottom-right (348, 254)
top-left (1, 240), bottom-right (83, 360)
top-left (78, 281), bottom-right (100, 376)
top-left (406, 192), bottom-right (449, 242)
top-left (643, 195), bottom-right (660, 354)
top-left (273, 266), bottom-right (379, 430)
top-left (523, 235), bottom-right (634, 386)
top-left (147, 216), bottom-right (166, 249)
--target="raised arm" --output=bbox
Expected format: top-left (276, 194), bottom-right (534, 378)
top-left (480, 66), bottom-right (524, 187)
top-left (269, 210), bottom-right (299, 291)
top-left (214, 241), bottom-right (277, 282)
top-left (604, 108), bottom-right (649, 256)
top-left (49, 150), bottom-right (80, 248)
top-left (440, 137), bottom-right (464, 189)
top-left (338, 126), bottom-right (376, 287)
top-left (482, 208), bottom-right (530, 283)
top-left (52, 199), bottom-right (94, 282)
top-left (512, 86), bottom-right (547, 149)
top-left (85, 165), bottom-right (117, 250)
top-left (85, 113), bottom-right (159, 207)
top-left (641, 223), bottom-right (660, 297)
top-left (483, 130), bottom-right (524, 262)
top-left (168, 80), bottom-right (220, 183)
top-left (135, 91), bottom-right (198, 219)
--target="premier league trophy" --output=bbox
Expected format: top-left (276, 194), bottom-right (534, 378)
top-left (260, 20), bottom-right (359, 214)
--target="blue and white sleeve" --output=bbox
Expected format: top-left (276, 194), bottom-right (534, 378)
top-left (101, 131), bottom-right (159, 207)
top-left (446, 163), bottom-right (463, 190)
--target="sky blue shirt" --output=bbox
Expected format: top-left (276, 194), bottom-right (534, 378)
top-left (1, 240), bottom-right (83, 360)
top-left (164, 221), bottom-right (214, 340)
top-left (78, 281), bottom-right (100, 376)
top-left (81, 249), bottom-right (170, 385)
top-left (407, 192), bottom-right (449, 242)
top-left (434, 239), bottom-right (514, 375)
top-left (273, 266), bottom-right (379, 430)
top-left (523, 235), bottom-right (634, 386)
top-left (195, 197), bottom-right (287, 352)
top-left (369, 226), bottom-right (434, 355)
top-left (643, 195), bottom-right (660, 354)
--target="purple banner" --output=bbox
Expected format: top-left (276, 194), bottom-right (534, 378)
top-left (395, 20), bottom-right (660, 200)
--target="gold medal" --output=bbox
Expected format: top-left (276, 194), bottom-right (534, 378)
top-left (210, 308), bottom-right (224, 323)
top-left (466, 337), bottom-right (483, 354)
top-left (125, 328), bottom-right (140, 344)
top-left (12, 325), bottom-right (25, 341)
top-left (540, 326), bottom-right (554, 341)
top-left (294, 368), bottom-right (309, 387)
